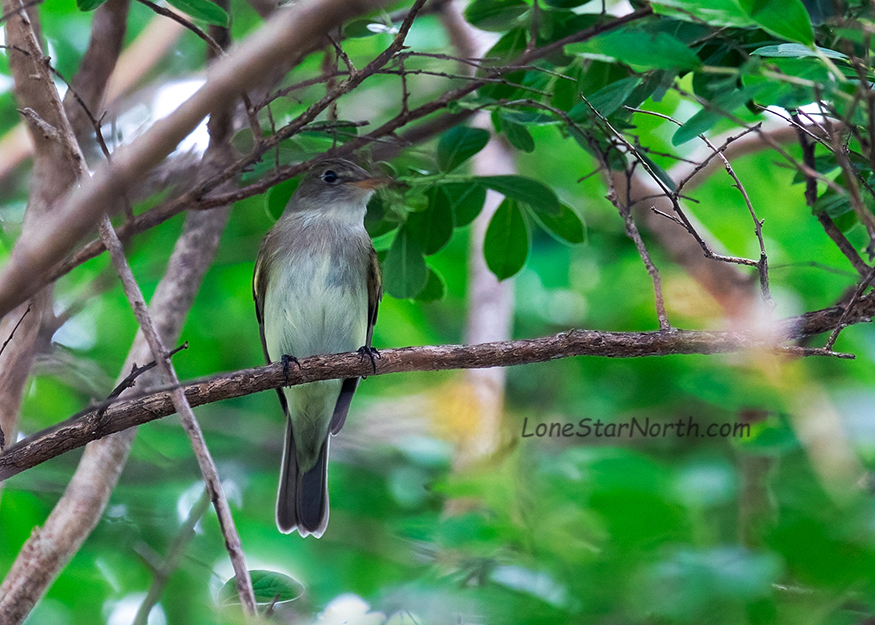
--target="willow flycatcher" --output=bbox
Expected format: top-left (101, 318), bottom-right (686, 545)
top-left (253, 159), bottom-right (384, 537)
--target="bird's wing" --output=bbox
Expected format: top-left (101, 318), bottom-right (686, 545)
top-left (366, 245), bottom-right (383, 348)
top-left (330, 245), bottom-right (382, 435)
top-left (253, 236), bottom-right (289, 415)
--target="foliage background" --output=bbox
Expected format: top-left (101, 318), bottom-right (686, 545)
top-left (1, 0), bottom-right (875, 623)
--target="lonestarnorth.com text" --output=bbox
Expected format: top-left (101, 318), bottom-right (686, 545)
top-left (521, 416), bottom-right (751, 439)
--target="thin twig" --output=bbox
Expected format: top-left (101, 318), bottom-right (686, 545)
top-left (825, 265), bottom-right (875, 350)
top-left (701, 136), bottom-right (773, 307)
top-left (791, 111), bottom-right (870, 276)
top-left (31, 7), bottom-right (657, 295)
top-left (96, 214), bottom-right (257, 617)
top-left (134, 0), bottom-right (224, 56)
top-left (0, 304), bottom-right (31, 359)
top-left (96, 343), bottom-right (188, 418)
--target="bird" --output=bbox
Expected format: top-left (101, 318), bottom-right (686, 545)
top-left (253, 158), bottom-right (384, 537)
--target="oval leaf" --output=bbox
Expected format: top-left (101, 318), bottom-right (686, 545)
top-left (365, 193), bottom-right (400, 238)
top-left (568, 30), bottom-right (702, 71)
top-left (672, 86), bottom-right (759, 145)
top-left (166, 0), bottom-right (229, 26)
top-left (441, 182), bottom-right (486, 227)
top-left (407, 186), bottom-right (454, 255)
top-left (528, 202), bottom-right (585, 244)
top-left (500, 118), bottom-right (535, 152)
top-left (464, 0), bottom-right (529, 32)
top-left (77, 0), bottom-right (108, 10)
top-left (218, 570), bottom-right (304, 607)
top-left (484, 199), bottom-right (529, 281)
top-left (651, 0), bottom-right (755, 27)
top-left (477, 175), bottom-right (560, 215)
top-left (414, 267), bottom-right (445, 302)
top-left (438, 127), bottom-right (490, 172)
top-left (383, 226), bottom-right (429, 299)
top-left (737, 0), bottom-right (813, 45)
top-left (265, 178), bottom-right (298, 221)
top-left (751, 43), bottom-right (846, 59)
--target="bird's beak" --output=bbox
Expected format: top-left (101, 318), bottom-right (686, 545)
top-left (349, 176), bottom-right (392, 190)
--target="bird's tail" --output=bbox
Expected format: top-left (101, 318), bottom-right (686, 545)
top-left (276, 420), bottom-right (329, 538)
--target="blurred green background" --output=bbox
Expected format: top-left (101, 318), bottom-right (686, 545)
top-left (2, 0), bottom-right (875, 623)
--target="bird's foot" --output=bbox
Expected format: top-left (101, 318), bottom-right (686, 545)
top-left (281, 354), bottom-right (301, 385)
top-left (357, 346), bottom-right (381, 375)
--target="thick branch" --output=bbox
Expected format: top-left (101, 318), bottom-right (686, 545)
top-left (3, 295), bottom-right (872, 483)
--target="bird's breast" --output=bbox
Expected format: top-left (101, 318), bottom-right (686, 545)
top-left (262, 222), bottom-right (370, 361)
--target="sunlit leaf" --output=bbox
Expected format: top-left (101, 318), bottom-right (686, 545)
top-left (752, 43), bottom-right (846, 59)
top-left (650, 0), bottom-right (755, 27)
top-left (737, 0), bottom-right (813, 45)
top-left (567, 30), bottom-right (702, 71)
top-left (76, 0), bottom-right (108, 10)
top-left (218, 570), bottom-right (304, 607)
top-left (166, 0), bottom-right (229, 26)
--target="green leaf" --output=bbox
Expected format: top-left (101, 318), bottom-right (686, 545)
top-left (528, 202), bottom-right (585, 244)
top-left (815, 191), bottom-right (852, 219)
top-left (568, 30), bottom-right (702, 71)
top-left (441, 182), bottom-right (486, 227)
top-left (407, 187), bottom-right (454, 255)
top-left (414, 268), bottom-right (446, 302)
top-left (639, 152), bottom-right (677, 192)
top-left (481, 27), bottom-right (528, 66)
top-left (76, 0), bottom-right (108, 10)
top-left (218, 571), bottom-right (304, 606)
top-left (651, 0), bottom-right (755, 28)
top-left (437, 127), bottom-right (490, 173)
top-left (477, 175), bottom-right (561, 215)
top-left (166, 0), bottom-right (230, 26)
top-left (499, 110), bottom-right (556, 125)
top-left (751, 43), bottom-right (847, 60)
top-left (464, 0), bottom-right (529, 32)
top-left (672, 87), bottom-right (759, 145)
top-left (265, 178), bottom-right (298, 221)
top-left (544, 0), bottom-right (589, 6)
top-left (364, 193), bottom-right (400, 238)
top-left (484, 199), bottom-right (529, 280)
top-left (500, 118), bottom-right (535, 152)
top-left (587, 76), bottom-right (642, 118)
top-left (383, 226), bottom-right (429, 299)
top-left (737, 0), bottom-right (813, 45)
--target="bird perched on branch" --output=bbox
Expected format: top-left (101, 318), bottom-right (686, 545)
top-left (253, 158), bottom-right (385, 537)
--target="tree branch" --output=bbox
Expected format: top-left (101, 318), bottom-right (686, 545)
top-left (3, 295), bottom-right (873, 483)
top-left (0, 0), bottom-right (390, 320)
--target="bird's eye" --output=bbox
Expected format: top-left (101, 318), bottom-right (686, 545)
top-left (322, 170), bottom-right (338, 183)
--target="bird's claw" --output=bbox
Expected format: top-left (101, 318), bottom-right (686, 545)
top-left (357, 346), bottom-right (381, 375)
top-left (281, 354), bottom-right (301, 385)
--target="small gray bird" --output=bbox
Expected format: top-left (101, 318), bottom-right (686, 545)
top-left (253, 159), bottom-right (384, 537)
